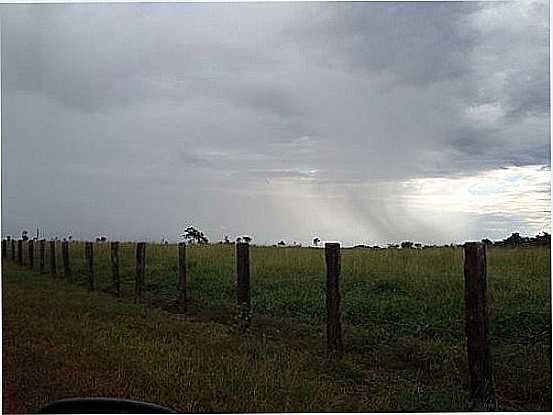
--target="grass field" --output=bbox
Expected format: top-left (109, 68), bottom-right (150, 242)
top-left (3, 244), bottom-right (551, 412)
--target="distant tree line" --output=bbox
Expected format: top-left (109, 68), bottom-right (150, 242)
top-left (484, 232), bottom-right (550, 248)
top-left (6, 226), bottom-right (550, 249)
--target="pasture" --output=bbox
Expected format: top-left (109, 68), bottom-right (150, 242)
top-left (3, 243), bottom-right (551, 411)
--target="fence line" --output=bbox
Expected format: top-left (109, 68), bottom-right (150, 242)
top-left (39, 239), bottom-right (45, 274)
top-left (3, 237), bottom-right (497, 405)
top-left (236, 242), bottom-right (251, 328)
top-left (135, 242), bottom-right (145, 304)
top-left (17, 239), bottom-right (23, 265)
top-left (49, 240), bottom-right (56, 277)
top-left (111, 242), bottom-right (120, 296)
top-left (28, 240), bottom-right (34, 270)
top-left (85, 242), bottom-right (94, 291)
top-left (62, 240), bottom-right (71, 281)
top-left (325, 242), bottom-right (343, 358)
top-left (464, 242), bottom-right (496, 408)
top-left (178, 242), bottom-right (187, 311)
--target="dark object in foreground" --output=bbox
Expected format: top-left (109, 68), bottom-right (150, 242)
top-left (464, 242), bottom-right (497, 409)
top-left (85, 242), bottom-right (94, 291)
top-left (38, 397), bottom-right (175, 413)
top-left (135, 242), bottom-right (146, 303)
top-left (325, 242), bottom-right (343, 358)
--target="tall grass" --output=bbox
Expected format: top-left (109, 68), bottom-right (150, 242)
top-left (20, 241), bottom-right (551, 410)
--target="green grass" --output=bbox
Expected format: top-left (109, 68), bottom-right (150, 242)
top-left (3, 244), bottom-right (551, 412)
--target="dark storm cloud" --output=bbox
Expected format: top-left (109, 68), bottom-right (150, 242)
top-left (1, 1), bottom-right (549, 244)
top-left (284, 2), bottom-right (480, 86)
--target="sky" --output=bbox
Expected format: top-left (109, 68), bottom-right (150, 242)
top-left (1, 1), bottom-right (550, 246)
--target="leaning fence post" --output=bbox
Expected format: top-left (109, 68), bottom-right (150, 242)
top-left (28, 240), bottom-right (34, 270)
top-left (62, 240), bottom-right (71, 281)
top-left (49, 240), bottom-right (56, 277)
top-left (464, 242), bottom-right (496, 409)
top-left (236, 242), bottom-right (251, 329)
top-left (39, 240), bottom-right (45, 273)
top-left (178, 242), bottom-right (187, 311)
top-left (135, 242), bottom-right (146, 304)
top-left (111, 242), bottom-right (120, 296)
top-left (85, 242), bottom-right (94, 291)
top-left (325, 242), bottom-right (343, 358)
top-left (11, 240), bottom-right (15, 261)
top-left (17, 239), bottom-right (23, 265)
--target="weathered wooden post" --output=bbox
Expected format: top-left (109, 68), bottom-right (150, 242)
top-left (49, 240), bottom-right (56, 277)
top-left (111, 242), bottom-right (120, 296)
top-left (236, 242), bottom-right (251, 329)
top-left (464, 242), bottom-right (496, 408)
top-left (135, 242), bottom-right (146, 304)
top-left (62, 240), bottom-right (71, 281)
top-left (325, 242), bottom-right (343, 358)
top-left (178, 242), bottom-right (187, 311)
top-left (11, 239), bottom-right (15, 261)
top-left (28, 240), bottom-right (34, 270)
top-left (17, 239), bottom-right (23, 265)
top-left (39, 239), bottom-right (45, 274)
top-left (85, 242), bottom-right (94, 291)
top-left (2, 240), bottom-right (6, 259)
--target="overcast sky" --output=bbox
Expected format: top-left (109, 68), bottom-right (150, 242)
top-left (1, 1), bottom-right (550, 246)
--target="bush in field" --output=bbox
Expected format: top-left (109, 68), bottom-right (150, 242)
top-left (492, 232), bottom-right (551, 247)
top-left (182, 226), bottom-right (209, 245)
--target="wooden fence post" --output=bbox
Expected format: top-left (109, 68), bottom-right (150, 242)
top-left (85, 242), bottom-right (94, 291)
top-left (236, 242), bottom-right (251, 329)
top-left (49, 240), bottom-right (56, 277)
top-left (2, 240), bottom-right (6, 259)
top-left (17, 239), bottom-right (23, 265)
top-left (178, 242), bottom-right (187, 311)
top-left (28, 240), bottom-right (34, 270)
top-left (111, 242), bottom-right (120, 296)
top-left (11, 240), bottom-right (15, 261)
top-left (464, 242), bottom-right (496, 408)
top-left (39, 239), bottom-right (45, 274)
top-left (135, 242), bottom-right (146, 304)
top-left (325, 242), bottom-right (343, 358)
top-left (62, 241), bottom-right (71, 281)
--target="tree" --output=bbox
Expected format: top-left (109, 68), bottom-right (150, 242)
top-left (242, 236), bottom-right (252, 244)
top-left (533, 232), bottom-right (551, 246)
top-left (224, 235), bottom-right (230, 244)
top-left (278, 240), bottom-right (286, 246)
top-left (236, 237), bottom-right (242, 243)
top-left (182, 226), bottom-right (209, 245)
top-left (313, 237), bottom-right (320, 246)
top-left (496, 232), bottom-right (526, 247)
top-left (401, 241), bottom-right (413, 249)
top-left (21, 230), bottom-right (29, 241)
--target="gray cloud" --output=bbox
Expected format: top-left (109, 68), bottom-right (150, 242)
top-left (1, 1), bottom-right (549, 245)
